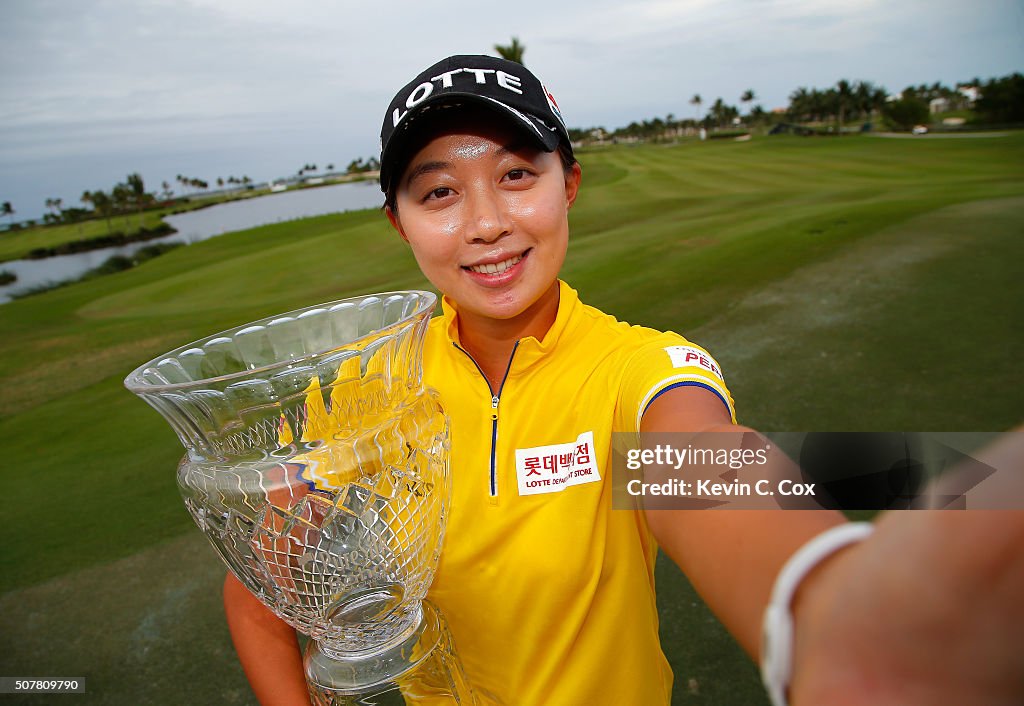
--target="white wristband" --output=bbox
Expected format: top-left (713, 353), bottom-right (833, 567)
top-left (761, 522), bottom-right (874, 706)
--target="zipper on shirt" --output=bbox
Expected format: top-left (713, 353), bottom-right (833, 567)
top-left (453, 340), bottom-right (520, 498)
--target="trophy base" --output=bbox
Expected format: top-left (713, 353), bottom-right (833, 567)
top-left (304, 600), bottom-right (476, 705)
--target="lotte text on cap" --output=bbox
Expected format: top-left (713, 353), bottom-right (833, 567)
top-left (379, 55), bottom-right (572, 194)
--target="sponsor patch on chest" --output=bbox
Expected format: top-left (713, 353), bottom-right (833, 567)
top-left (515, 430), bottom-right (601, 496)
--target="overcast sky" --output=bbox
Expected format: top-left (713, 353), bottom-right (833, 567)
top-left (1, 0), bottom-right (1022, 221)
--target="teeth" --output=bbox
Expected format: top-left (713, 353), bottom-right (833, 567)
top-left (468, 253), bottom-right (523, 275)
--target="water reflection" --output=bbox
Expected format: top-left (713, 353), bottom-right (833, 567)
top-left (0, 181), bottom-right (383, 304)
top-left (164, 181), bottom-right (382, 242)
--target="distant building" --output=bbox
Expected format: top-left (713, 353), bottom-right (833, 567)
top-left (957, 85), bottom-right (980, 104)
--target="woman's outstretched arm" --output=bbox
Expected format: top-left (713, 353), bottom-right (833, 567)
top-left (223, 572), bottom-right (312, 706)
top-left (641, 386), bottom-right (1024, 705)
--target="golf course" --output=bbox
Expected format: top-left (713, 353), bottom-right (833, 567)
top-left (1, 131), bottom-right (1022, 705)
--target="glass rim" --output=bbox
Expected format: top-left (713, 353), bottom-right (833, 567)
top-left (123, 290), bottom-right (437, 394)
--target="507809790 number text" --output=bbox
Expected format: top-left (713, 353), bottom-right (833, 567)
top-left (0, 678), bottom-right (85, 693)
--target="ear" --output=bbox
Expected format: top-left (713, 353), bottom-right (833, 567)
top-left (564, 162), bottom-right (582, 209)
top-left (385, 205), bottom-right (409, 244)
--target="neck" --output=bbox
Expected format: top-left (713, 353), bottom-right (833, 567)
top-left (455, 281), bottom-right (560, 389)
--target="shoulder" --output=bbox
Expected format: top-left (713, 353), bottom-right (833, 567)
top-left (573, 296), bottom-right (695, 359)
top-left (571, 296), bottom-right (734, 428)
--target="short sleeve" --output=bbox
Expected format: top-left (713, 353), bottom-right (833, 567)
top-left (616, 333), bottom-right (736, 433)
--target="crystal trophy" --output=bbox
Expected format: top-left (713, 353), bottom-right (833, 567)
top-left (125, 292), bottom-right (475, 705)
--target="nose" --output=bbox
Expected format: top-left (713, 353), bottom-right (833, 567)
top-left (464, 183), bottom-right (511, 243)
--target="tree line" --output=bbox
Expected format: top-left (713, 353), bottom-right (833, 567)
top-left (2, 154), bottom-right (389, 232)
top-left (3, 31), bottom-right (1020, 234)
top-left (499, 37), bottom-right (1022, 140)
top-left (569, 71), bottom-right (1024, 144)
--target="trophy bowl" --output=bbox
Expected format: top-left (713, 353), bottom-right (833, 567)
top-left (125, 292), bottom-right (474, 704)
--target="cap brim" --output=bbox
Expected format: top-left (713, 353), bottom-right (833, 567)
top-left (380, 93), bottom-right (562, 196)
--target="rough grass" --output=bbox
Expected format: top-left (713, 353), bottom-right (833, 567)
top-left (1, 132), bottom-right (1022, 705)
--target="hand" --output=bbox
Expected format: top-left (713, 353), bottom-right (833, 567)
top-left (789, 510), bottom-right (1024, 706)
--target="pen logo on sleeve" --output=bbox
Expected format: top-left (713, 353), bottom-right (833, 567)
top-left (515, 430), bottom-right (601, 496)
top-left (663, 346), bottom-right (724, 381)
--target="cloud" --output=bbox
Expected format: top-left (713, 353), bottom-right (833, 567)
top-left (1, 0), bottom-right (1021, 220)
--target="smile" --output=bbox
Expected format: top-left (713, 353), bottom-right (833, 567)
top-left (464, 252), bottom-right (525, 275)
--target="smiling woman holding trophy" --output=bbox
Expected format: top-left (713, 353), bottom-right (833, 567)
top-left (127, 55), bottom-right (1024, 706)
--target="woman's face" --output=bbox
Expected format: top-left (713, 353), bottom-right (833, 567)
top-left (387, 114), bottom-right (581, 329)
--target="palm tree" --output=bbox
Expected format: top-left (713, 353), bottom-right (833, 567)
top-left (835, 79), bottom-right (853, 132)
top-left (709, 98), bottom-right (738, 128)
top-left (690, 94), bottom-right (703, 122)
top-left (126, 173), bottom-right (147, 229)
top-left (788, 87), bottom-right (810, 121)
top-left (871, 86), bottom-right (889, 116)
top-left (112, 183), bottom-right (133, 230)
top-left (45, 197), bottom-right (63, 223)
top-left (740, 89), bottom-right (756, 119)
top-left (2, 201), bottom-right (14, 228)
top-left (810, 88), bottom-right (830, 123)
top-left (853, 81), bottom-right (870, 121)
top-left (494, 37), bottom-right (525, 65)
top-left (89, 191), bottom-right (114, 234)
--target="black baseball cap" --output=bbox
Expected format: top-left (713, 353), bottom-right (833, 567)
top-left (379, 54), bottom-right (573, 196)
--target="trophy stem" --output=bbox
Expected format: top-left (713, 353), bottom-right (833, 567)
top-left (304, 600), bottom-right (476, 705)
top-left (317, 604), bottom-right (425, 662)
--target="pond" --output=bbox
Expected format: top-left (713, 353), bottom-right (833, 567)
top-left (0, 180), bottom-right (383, 304)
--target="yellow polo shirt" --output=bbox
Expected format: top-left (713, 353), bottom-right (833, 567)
top-left (424, 280), bottom-right (735, 705)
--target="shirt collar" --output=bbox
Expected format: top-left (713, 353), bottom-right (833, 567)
top-left (440, 280), bottom-right (581, 363)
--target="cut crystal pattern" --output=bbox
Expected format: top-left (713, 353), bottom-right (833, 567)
top-left (126, 292), bottom-right (475, 703)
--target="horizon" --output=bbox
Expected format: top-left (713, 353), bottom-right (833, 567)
top-left (1, 0), bottom-right (1022, 222)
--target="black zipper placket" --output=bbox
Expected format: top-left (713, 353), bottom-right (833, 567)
top-left (453, 340), bottom-right (520, 497)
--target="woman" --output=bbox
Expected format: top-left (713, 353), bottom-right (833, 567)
top-left (224, 55), bottom-right (1024, 705)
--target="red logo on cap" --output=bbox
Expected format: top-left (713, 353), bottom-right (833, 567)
top-left (542, 83), bottom-right (564, 125)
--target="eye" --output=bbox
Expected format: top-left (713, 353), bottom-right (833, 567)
top-left (422, 186), bottom-right (453, 202)
top-left (503, 167), bottom-right (536, 184)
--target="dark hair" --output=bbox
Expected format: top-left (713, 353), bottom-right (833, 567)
top-left (384, 140), bottom-right (578, 214)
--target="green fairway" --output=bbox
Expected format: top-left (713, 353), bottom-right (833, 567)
top-left (0, 180), bottom-right (376, 264)
top-left (0, 210), bottom-right (172, 263)
top-left (1, 133), bottom-right (1022, 705)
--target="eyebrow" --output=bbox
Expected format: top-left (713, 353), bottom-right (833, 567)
top-left (402, 142), bottom-right (533, 188)
top-left (404, 160), bottom-right (449, 187)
